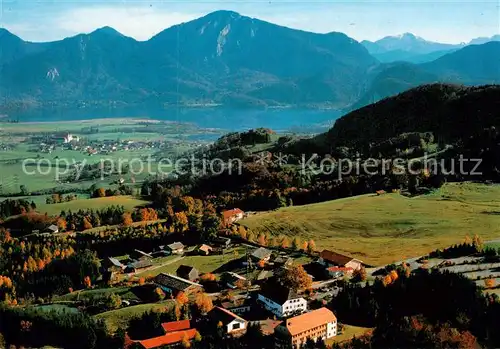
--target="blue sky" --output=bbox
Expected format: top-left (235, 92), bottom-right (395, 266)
top-left (0, 0), bottom-right (498, 43)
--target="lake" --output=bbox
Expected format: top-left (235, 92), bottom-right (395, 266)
top-left (9, 106), bottom-right (343, 133)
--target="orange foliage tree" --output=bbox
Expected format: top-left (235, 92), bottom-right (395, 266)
top-left (83, 276), bottom-right (92, 288)
top-left (176, 291), bottom-right (189, 306)
top-left (122, 212), bottom-right (133, 226)
top-left (194, 293), bottom-right (213, 314)
top-left (484, 278), bottom-right (495, 289)
top-left (280, 265), bottom-right (312, 290)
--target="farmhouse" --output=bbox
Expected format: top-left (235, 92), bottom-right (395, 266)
top-left (221, 208), bottom-right (245, 226)
top-left (209, 307), bottom-right (247, 336)
top-left (318, 250), bottom-right (363, 271)
top-left (105, 257), bottom-right (125, 273)
top-left (220, 297), bottom-right (253, 315)
top-left (222, 272), bottom-right (249, 289)
top-left (275, 307), bottom-right (337, 348)
top-left (155, 273), bottom-right (203, 296)
top-left (165, 242), bottom-right (185, 255)
top-left (176, 265), bottom-right (199, 282)
top-left (251, 247), bottom-right (272, 262)
top-left (125, 260), bottom-right (153, 273)
top-left (212, 237), bottom-right (231, 248)
top-left (257, 283), bottom-right (307, 318)
top-left (44, 224), bottom-right (59, 234)
top-left (198, 244), bottom-right (213, 255)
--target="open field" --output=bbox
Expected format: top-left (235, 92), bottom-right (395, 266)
top-left (327, 325), bottom-right (372, 344)
top-left (241, 182), bottom-right (500, 266)
top-left (136, 246), bottom-right (247, 278)
top-left (95, 300), bottom-right (175, 333)
top-left (55, 286), bottom-right (139, 302)
top-left (37, 196), bottom-right (149, 215)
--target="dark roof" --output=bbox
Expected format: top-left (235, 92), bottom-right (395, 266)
top-left (209, 306), bottom-right (246, 326)
top-left (128, 260), bottom-right (152, 269)
top-left (212, 237), bottom-right (231, 244)
top-left (274, 256), bottom-right (293, 265)
top-left (167, 242), bottom-right (184, 250)
top-left (251, 247), bottom-right (272, 260)
top-left (108, 257), bottom-right (124, 268)
top-left (220, 298), bottom-right (252, 310)
top-left (176, 265), bottom-right (197, 276)
top-left (155, 273), bottom-right (202, 292)
top-left (319, 250), bottom-right (355, 266)
top-left (259, 283), bottom-right (301, 304)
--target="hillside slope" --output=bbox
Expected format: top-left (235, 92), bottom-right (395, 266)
top-left (328, 84), bottom-right (500, 148)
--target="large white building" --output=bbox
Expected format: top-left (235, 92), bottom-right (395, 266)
top-left (275, 307), bottom-right (338, 348)
top-left (257, 284), bottom-right (307, 318)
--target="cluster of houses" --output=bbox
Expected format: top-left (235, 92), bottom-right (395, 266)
top-left (122, 246), bottom-right (363, 348)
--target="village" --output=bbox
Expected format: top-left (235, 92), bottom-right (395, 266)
top-left (89, 208), bottom-right (365, 349)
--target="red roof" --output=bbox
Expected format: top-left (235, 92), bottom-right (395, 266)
top-left (138, 329), bottom-right (197, 349)
top-left (222, 208), bottom-right (244, 220)
top-left (320, 250), bottom-right (355, 266)
top-left (161, 320), bottom-right (191, 333)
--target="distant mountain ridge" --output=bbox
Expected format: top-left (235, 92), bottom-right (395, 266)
top-left (0, 11), bottom-right (499, 111)
top-left (361, 33), bottom-right (500, 64)
top-left (0, 10), bottom-right (378, 109)
top-left (353, 42), bottom-right (500, 110)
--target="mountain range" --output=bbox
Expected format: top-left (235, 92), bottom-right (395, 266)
top-left (361, 33), bottom-right (500, 63)
top-left (0, 10), bottom-right (499, 111)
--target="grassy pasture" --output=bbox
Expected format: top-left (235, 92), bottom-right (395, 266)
top-left (241, 182), bottom-right (500, 266)
top-left (37, 196), bottom-right (149, 215)
top-left (95, 300), bottom-right (175, 333)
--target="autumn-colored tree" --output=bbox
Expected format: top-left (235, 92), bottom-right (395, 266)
top-left (258, 259), bottom-right (266, 269)
top-left (389, 270), bottom-right (399, 282)
top-left (292, 237), bottom-right (301, 250)
top-left (154, 287), bottom-right (165, 301)
top-left (280, 265), bottom-right (312, 290)
top-left (174, 212), bottom-right (189, 232)
top-left (200, 273), bottom-right (217, 282)
top-left (194, 331), bottom-right (202, 342)
top-left (382, 274), bottom-right (393, 287)
top-left (302, 241), bottom-right (308, 251)
top-left (174, 303), bottom-right (182, 320)
top-left (82, 217), bottom-right (93, 230)
top-left (239, 226), bottom-right (247, 240)
top-left (138, 277), bottom-right (145, 286)
top-left (484, 278), bottom-right (495, 289)
top-left (181, 332), bottom-right (191, 348)
top-left (352, 266), bottom-right (367, 282)
top-left (258, 233), bottom-right (267, 246)
top-left (56, 217), bottom-right (67, 231)
top-left (122, 212), bottom-right (133, 226)
top-left (176, 291), bottom-right (189, 306)
top-left (472, 234), bottom-right (484, 251)
top-left (281, 236), bottom-right (290, 249)
top-left (307, 240), bottom-right (316, 253)
top-left (96, 188), bottom-right (106, 197)
top-left (194, 293), bottom-right (213, 313)
top-left (83, 276), bottom-right (92, 288)
top-left (235, 279), bottom-right (249, 290)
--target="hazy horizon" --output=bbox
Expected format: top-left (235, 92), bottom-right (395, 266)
top-left (0, 1), bottom-right (498, 44)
